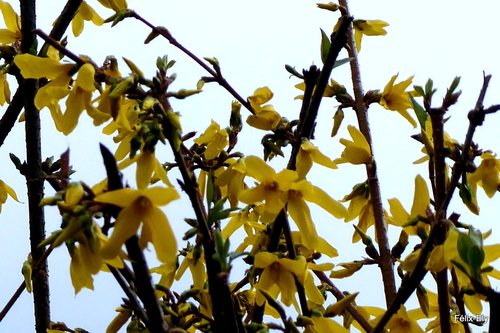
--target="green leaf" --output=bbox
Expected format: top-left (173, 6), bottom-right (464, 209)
top-left (467, 245), bottom-right (485, 279)
top-left (451, 260), bottom-right (470, 276)
top-left (333, 57), bottom-right (353, 69)
top-left (285, 64), bottom-right (303, 79)
top-left (457, 232), bottom-right (473, 264)
top-left (409, 94), bottom-right (428, 129)
top-left (413, 85), bottom-right (425, 97)
top-left (320, 29), bottom-right (331, 64)
top-left (469, 228), bottom-right (483, 248)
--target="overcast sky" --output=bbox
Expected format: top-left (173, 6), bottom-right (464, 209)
top-left (1, 0), bottom-right (500, 332)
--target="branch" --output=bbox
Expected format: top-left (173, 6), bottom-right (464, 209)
top-left (315, 271), bottom-right (373, 332)
top-left (338, 0), bottom-right (396, 306)
top-left (129, 11), bottom-right (254, 114)
top-left (20, 0), bottom-right (51, 331)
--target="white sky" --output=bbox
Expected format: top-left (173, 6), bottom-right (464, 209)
top-left (1, 0), bottom-right (500, 332)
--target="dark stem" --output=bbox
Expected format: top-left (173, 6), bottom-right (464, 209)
top-left (429, 107), bottom-right (451, 333)
top-left (126, 236), bottom-right (168, 332)
top-left (450, 268), bottom-right (471, 333)
top-left (20, 1), bottom-right (51, 332)
top-left (253, 18), bottom-right (351, 323)
top-left (130, 11), bottom-right (254, 115)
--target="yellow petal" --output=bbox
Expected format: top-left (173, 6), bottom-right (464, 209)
top-left (94, 188), bottom-right (142, 207)
top-left (101, 205), bottom-right (141, 259)
top-left (244, 156), bottom-right (275, 183)
top-left (14, 54), bottom-right (75, 80)
top-left (136, 151), bottom-right (155, 189)
top-left (143, 186), bottom-right (180, 207)
top-left (303, 185), bottom-right (347, 219)
top-left (142, 206), bottom-right (177, 264)
top-left (254, 252), bottom-right (279, 268)
top-left (288, 197), bottom-right (318, 249)
top-left (411, 174), bottom-right (430, 216)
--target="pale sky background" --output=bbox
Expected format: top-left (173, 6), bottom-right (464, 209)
top-left (1, 0), bottom-right (500, 332)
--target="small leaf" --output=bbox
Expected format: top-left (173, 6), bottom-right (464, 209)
top-left (333, 57), bottom-right (353, 69)
top-left (409, 94), bottom-right (427, 129)
top-left (320, 29), bottom-right (331, 64)
top-left (331, 107), bottom-right (344, 137)
top-left (467, 245), bottom-right (485, 279)
top-left (451, 260), bottom-right (470, 276)
top-left (416, 285), bottom-right (429, 317)
top-left (457, 232), bottom-right (473, 264)
top-left (285, 64), bottom-right (304, 79)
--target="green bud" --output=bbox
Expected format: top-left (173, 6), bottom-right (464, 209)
top-left (331, 107), bottom-right (344, 137)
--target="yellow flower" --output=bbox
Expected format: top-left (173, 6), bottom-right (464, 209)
top-left (334, 125), bottom-right (372, 165)
top-left (193, 120), bottom-right (229, 160)
top-left (468, 151), bottom-right (500, 198)
top-left (287, 179), bottom-right (347, 249)
top-left (239, 156), bottom-right (298, 222)
top-left (135, 150), bottom-right (171, 190)
top-left (353, 19), bottom-right (389, 52)
top-left (94, 186), bottom-right (179, 264)
top-left (291, 231), bottom-right (339, 258)
top-left (0, 70), bottom-right (10, 105)
top-left (304, 315), bottom-right (350, 333)
top-left (296, 140), bottom-right (337, 179)
top-left (388, 174), bottom-right (431, 235)
top-left (215, 158), bottom-right (247, 208)
top-left (254, 252), bottom-right (307, 306)
top-left (246, 87), bottom-right (281, 130)
top-left (414, 118), bottom-right (458, 164)
top-left (380, 74), bottom-right (417, 127)
top-left (61, 63), bottom-right (98, 134)
top-left (0, 1), bottom-right (21, 44)
top-left (72, 1), bottom-right (104, 37)
top-left (0, 179), bottom-right (20, 213)
top-left (385, 305), bottom-right (425, 333)
top-left (14, 55), bottom-right (103, 135)
top-left (175, 248), bottom-right (206, 290)
top-left (69, 222), bottom-right (123, 294)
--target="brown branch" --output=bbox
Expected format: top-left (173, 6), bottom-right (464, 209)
top-left (129, 10), bottom-right (254, 115)
top-left (338, 0), bottom-right (396, 307)
top-left (315, 271), bottom-right (373, 332)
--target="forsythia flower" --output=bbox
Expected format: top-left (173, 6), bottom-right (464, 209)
top-left (287, 179), bottom-right (347, 249)
top-left (175, 248), bottom-right (206, 290)
top-left (239, 156), bottom-right (297, 222)
top-left (72, 1), bottom-right (104, 37)
top-left (254, 252), bottom-right (307, 306)
top-left (215, 158), bottom-right (247, 208)
top-left (0, 1), bottom-right (21, 44)
top-left (468, 151), bottom-right (500, 198)
top-left (379, 74), bottom-right (417, 127)
top-left (0, 179), bottom-right (20, 213)
top-left (304, 315), bottom-right (350, 333)
top-left (193, 120), bottom-right (229, 160)
top-left (94, 186), bottom-right (179, 264)
top-left (352, 19), bottom-right (389, 52)
top-left (384, 305), bottom-right (425, 333)
top-left (388, 174), bottom-right (431, 235)
top-left (0, 70), bottom-right (10, 105)
top-left (246, 87), bottom-right (281, 130)
top-left (296, 140), bottom-right (337, 179)
top-left (334, 125), bottom-right (372, 165)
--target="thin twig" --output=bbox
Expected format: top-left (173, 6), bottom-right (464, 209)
top-left (129, 10), bottom-right (254, 114)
